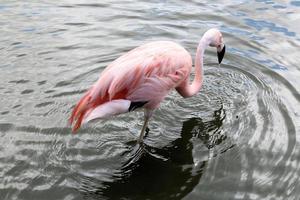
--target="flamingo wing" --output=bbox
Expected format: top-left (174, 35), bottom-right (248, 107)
top-left (69, 41), bottom-right (192, 132)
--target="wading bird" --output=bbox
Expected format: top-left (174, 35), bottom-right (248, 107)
top-left (69, 28), bottom-right (226, 143)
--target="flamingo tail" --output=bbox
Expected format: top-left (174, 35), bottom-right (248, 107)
top-left (69, 91), bottom-right (133, 133)
top-left (82, 99), bottom-right (131, 123)
top-left (69, 90), bottom-right (94, 133)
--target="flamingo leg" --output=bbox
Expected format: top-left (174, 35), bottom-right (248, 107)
top-left (138, 110), bottom-right (153, 143)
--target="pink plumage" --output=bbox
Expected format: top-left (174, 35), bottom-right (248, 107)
top-left (69, 28), bottom-right (225, 142)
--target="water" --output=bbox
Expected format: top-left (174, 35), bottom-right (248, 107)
top-left (1, 0), bottom-right (300, 199)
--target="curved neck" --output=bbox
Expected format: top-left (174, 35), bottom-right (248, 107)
top-left (179, 37), bottom-right (209, 97)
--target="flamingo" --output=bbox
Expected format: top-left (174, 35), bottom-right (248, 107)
top-left (69, 28), bottom-right (226, 142)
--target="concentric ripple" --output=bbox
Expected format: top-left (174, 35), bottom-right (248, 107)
top-left (0, 0), bottom-right (300, 200)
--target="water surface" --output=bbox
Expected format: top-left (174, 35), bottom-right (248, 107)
top-left (1, 0), bottom-right (300, 199)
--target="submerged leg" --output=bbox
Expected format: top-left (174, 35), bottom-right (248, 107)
top-left (138, 110), bottom-right (153, 143)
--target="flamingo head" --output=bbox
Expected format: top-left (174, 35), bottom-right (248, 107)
top-left (206, 28), bottom-right (226, 64)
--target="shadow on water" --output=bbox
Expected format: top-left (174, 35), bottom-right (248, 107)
top-left (79, 106), bottom-right (231, 200)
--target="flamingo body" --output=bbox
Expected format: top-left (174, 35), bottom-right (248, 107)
top-left (69, 29), bottom-right (225, 137)
top-left (98, 41), bottom-right (192, 108)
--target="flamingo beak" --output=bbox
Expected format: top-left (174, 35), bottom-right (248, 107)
top-left (217, 44), bottom-right (226, 64)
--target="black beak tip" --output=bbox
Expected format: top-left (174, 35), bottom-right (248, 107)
top-left (218, 45), bottom-right (226, 64)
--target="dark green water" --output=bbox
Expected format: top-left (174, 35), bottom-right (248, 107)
top-left (1, 1), bottom-right (300, 199)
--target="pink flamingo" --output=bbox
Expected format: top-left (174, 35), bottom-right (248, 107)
top-left (69, 28), bottom-right (226, 142)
